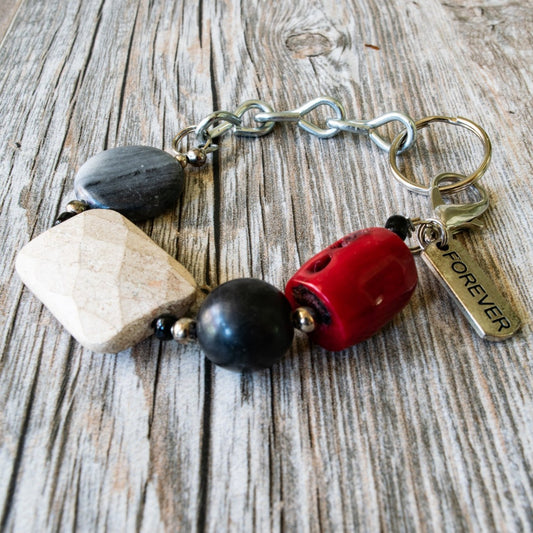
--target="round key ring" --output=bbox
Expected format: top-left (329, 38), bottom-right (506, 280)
top-left (388, 116), bottom-right (492, 195)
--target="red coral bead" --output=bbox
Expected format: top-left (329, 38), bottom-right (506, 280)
top-left (285, 227), bottom-right (417, 351)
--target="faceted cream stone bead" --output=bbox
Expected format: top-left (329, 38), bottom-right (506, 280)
top-left (16, 209), bottom-right (197, 353)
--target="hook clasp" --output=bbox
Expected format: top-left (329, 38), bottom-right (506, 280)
top-left (430, 173), bottom-right (490, 234)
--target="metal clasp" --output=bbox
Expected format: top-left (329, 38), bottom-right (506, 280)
top-left (430, 173), bottom-right (490, 234)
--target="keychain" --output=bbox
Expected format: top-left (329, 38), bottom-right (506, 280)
top-left (15, 97), bottom-right (521, 371)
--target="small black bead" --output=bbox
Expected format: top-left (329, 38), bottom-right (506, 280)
top-left (53, 211), bottom-right (77, 226)
top-left (152, 314), bottom-right (177, 341)
top-left (196, 278), bottom-right (294, 372)
top-left (385, 215), bottom-right (413, 241)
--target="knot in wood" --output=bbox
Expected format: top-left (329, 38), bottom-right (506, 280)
top-left (285, 32), bottom-right (333, 58)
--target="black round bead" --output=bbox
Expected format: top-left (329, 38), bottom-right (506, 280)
top-left (152, 314), bottom-right (177, 341)
top-left (385, 215), bottom-right (413, 241)
top-left (196, 278), bottom-right (294, 372)
top-left (53, 211), bottom-right (77, 226)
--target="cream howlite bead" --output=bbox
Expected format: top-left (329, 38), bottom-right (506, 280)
top-left (16, 209), bottom-right (197, 353)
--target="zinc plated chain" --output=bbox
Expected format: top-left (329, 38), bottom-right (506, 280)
top-left (172, 96), bottom-right (418, 156)
top-left (172, 97), bottom-right (493, 249)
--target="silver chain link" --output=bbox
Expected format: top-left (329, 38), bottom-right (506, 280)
top-left (253, 96), bottom-right (346, 139)
top-left (172, 96), bottom-right (417, 158)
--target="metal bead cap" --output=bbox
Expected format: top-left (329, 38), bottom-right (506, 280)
top-left (171, 317), bottom-right (197, 344)
top-left (291, 307), bottom-right (316, 333)
top-left (66, 199), bottom-right (90, 214)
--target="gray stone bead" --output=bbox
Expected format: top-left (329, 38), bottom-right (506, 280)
top-left (74, 146), bottom-right (184, 221)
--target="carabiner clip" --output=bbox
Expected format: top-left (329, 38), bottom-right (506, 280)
top-left (430, 173), bottom-right (490, 234)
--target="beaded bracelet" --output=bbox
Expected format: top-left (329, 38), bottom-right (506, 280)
top-left (15, 97), bottom-right (521, 371)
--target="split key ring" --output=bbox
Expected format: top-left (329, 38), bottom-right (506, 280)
top-left (388, 116), bottom-right (492, 196)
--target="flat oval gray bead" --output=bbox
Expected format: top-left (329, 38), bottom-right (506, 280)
top-left (74, 146), bottom-right (184, 221)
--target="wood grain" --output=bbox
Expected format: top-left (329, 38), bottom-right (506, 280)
top-left (1, 0), bottom-right (532, 531)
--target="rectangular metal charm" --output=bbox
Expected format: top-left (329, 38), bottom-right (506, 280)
top-left (421, 239), bottom-right (521, 340)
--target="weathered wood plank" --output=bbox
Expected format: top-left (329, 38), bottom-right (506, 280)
top-left (0, 0), bottom-right (22, 43)
top-left (0, 0), bottom-right (532, 531)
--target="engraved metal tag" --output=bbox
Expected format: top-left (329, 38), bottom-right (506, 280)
top-left (421, 238), bottom-right (521, 340)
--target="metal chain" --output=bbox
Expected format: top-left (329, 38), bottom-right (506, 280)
top-left (171, 99), bottom-right (493, 240)
top-left (172, 96), bottom-right (418, 159)
top-left (253, 96), bottom-right (346, 139)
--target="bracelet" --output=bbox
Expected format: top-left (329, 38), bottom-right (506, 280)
top-left (15, 96), bottom-right (521, 372)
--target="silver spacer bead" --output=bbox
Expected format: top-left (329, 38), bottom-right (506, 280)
top-left (186, 148), bottom-right (207, 167)
top-left (65, 199), bottom-right (90, 214)
top-left (171, 317), bottom-right (197, 344)
top-left (291, 307), bottom-right (316, 333)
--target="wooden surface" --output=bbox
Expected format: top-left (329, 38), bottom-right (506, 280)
top-left (1, 0), bottom-right (532, 531)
